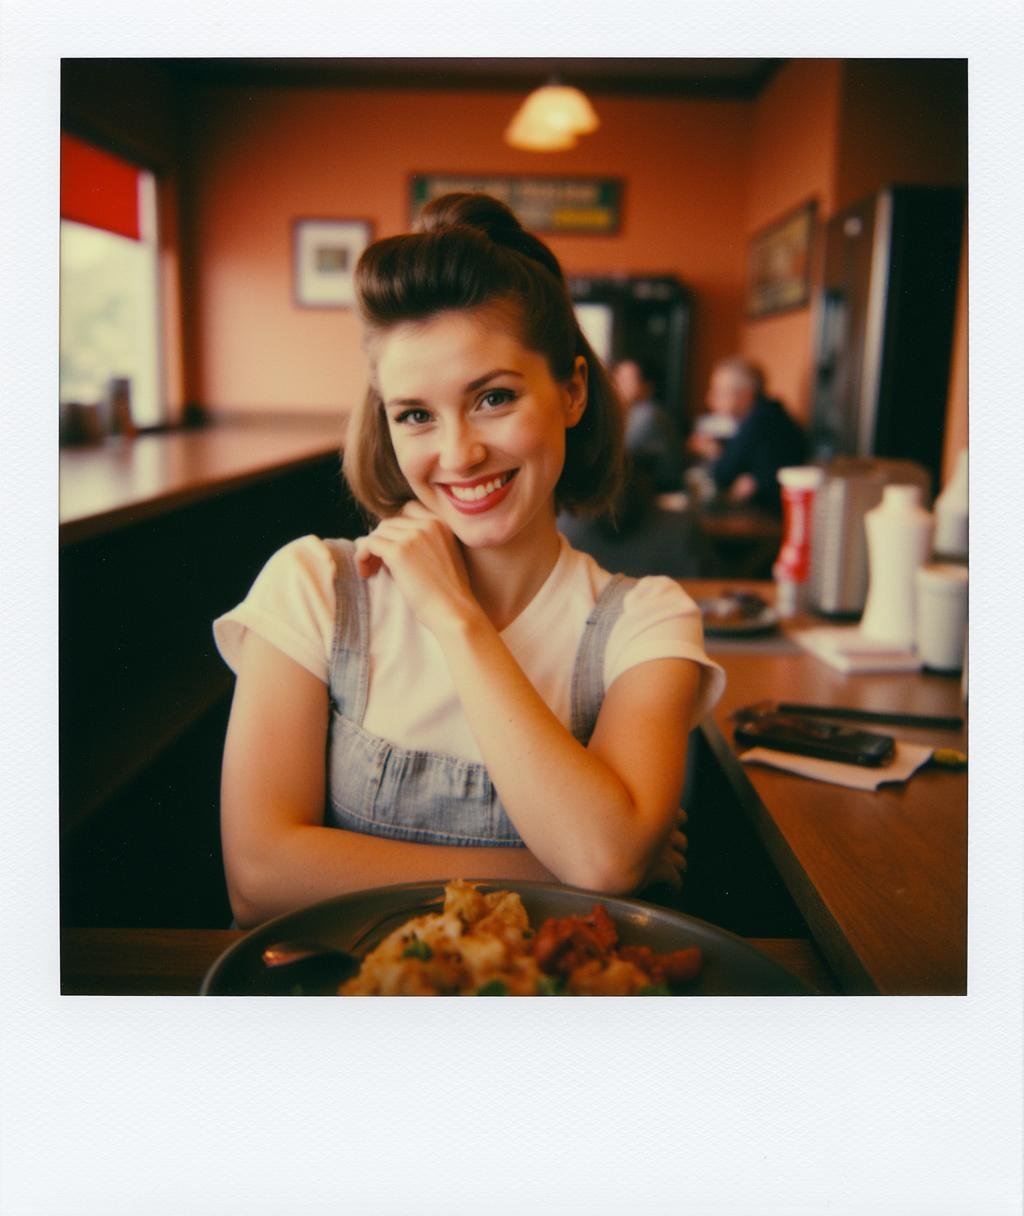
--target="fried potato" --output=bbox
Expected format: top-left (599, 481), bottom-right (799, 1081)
top-left (338, 881), bottom-right (702, 996)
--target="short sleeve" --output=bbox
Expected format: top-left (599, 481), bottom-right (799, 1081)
top-left (604, 576), bottom-right (725, 727)
top-left (212, 535), bottom-right (337, 683)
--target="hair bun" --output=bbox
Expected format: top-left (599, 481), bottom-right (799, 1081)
top-left (417, 191), bottom-right (520, 237)
top-left (417, 191), bottom-right (563, 280)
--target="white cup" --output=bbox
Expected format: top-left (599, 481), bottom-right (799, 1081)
top-left (915, 564), bottom-right (968, 671)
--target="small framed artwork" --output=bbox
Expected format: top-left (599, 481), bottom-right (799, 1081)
top-left (746, 200), bottom-right (816, 319)
top-left (293, 218), bottom-right (372, 308)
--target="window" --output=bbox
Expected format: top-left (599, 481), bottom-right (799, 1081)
top-left (59, 133), bottom-right (164, 432)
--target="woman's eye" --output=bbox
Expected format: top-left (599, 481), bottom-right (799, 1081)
top-left (393, 408), bottom-right (431, 426)
top-left (479, 388), bottom-right (515, 410)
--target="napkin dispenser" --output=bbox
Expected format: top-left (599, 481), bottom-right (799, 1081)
top-left (808, 457), bottom-right (931, 616)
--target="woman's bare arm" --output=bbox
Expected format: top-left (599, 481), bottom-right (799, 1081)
top-left (436, 617), bottom-right (701, 893)
top-left (220, 631), bottom-right (554, 927)
top-left (354, 507), bottom-right (703, 894)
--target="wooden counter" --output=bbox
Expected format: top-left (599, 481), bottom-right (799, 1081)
top-left (59, 417), bottom-right (363, 927)
top-left (59, 414), bottom-right (345, 544)
top-left (683, 581), bottom-right (967, 996)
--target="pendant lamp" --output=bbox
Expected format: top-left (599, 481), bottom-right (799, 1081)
top-left (504, 81), bottom-right (600, 152)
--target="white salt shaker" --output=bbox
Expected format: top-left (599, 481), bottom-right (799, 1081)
top-left (860, 484), bottom-right (934, 646)
top-left (915, 564), bottom-right (968, 671)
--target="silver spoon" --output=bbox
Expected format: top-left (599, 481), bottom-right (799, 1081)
top-left (261, 940), bottom-right (358, 970)
top-left (257, 941), bottom-right (362, 993)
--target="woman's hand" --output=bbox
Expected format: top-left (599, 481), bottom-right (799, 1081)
top-left (353, 501), bottom-right (482, 636)
top-left (640, 809), bottom-right (689, 892)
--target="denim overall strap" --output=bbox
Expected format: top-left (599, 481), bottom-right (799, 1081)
top-left (323, 548), bottom-right (635, 847)
top-left (569, 573), bottom-right (636, 746)
top-left (323, 538), bottom-right (370, 723)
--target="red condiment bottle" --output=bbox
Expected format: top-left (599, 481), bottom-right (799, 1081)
top-left (772, 466), bottom-right (824, 618)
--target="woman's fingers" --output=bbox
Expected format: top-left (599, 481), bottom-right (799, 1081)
top-left (354, 512), bottom-right (436, 578)
top-left (353, 537), bottom-right (383, 579)
top-left (397, 499), bottom-right (438, 522)
top-left (351, 509), bottom-right (476, 637)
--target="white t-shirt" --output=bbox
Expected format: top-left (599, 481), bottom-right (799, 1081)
top-left (214, 534), bottom-right (724, 763)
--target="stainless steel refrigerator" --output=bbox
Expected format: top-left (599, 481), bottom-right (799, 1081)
top-left (809, 184), bottom-right (965, 496)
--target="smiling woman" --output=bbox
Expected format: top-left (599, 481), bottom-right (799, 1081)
top-left (372, 309), bottom-right (586, 564)
top-left (213, 193), bottom-right (724, 929)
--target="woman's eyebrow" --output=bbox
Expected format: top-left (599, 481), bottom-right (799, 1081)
top-left (465, 368), bottom-right (523, 392)
top-left (384, 369), bottom-right (524, 410)
top-left (383, 395), bottom-right (425, 410)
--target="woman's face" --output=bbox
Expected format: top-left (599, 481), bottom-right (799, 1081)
top-left (375, 307), bottom-right (587, 554)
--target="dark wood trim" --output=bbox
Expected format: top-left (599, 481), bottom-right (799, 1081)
top-left (152, 57), bottom-right (787, 100)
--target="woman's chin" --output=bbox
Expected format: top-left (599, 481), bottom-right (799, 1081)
top-left (447, 518), bottom-right (511, 551)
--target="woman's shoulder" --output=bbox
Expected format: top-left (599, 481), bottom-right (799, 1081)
top-left (622, 572), bottom-right (700, 621)
top-left (213, 535), bottom-right (346, 681)
top-left (561, 541), bottom-right (696, 616)
top-left (259, 534), bottom-right (350, 580)
top-left (242, 534), bottom-right (353, 619)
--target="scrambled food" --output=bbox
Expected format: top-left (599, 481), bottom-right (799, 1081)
top-left (339, 880), bottom-right (703, 996)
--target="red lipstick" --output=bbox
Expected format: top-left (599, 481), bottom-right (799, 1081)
top-left (438, 470), bottom-right (518, 515)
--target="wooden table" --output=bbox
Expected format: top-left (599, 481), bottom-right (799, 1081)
top-left (695, 504), bottom-right (783, 578)
top-left (685, 580), bottom-right (968, 995)
top-left (59, 927), bottom-right (839, 996)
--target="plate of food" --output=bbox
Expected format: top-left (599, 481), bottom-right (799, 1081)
top-left (200, 879), bottom-right (811, 997)
top-left (697, 590), bottom-right (779, 637)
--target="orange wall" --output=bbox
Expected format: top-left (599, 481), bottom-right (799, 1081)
top-left (741, 59), bottom-right (842, 422)
top-left (183, 87), bottom-right (751, 419)
top-left (176, 62), bottom-right (967, 453)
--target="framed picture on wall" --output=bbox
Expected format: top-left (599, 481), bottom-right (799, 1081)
top-left (293, 218), bottom-right (372, 308)
top-left (746, 200), bottom-right (816, 318)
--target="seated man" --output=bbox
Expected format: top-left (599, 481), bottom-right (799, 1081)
top-left (611, 357), bottom-right (684, 494)
top-left (687, 356), bottom-right (807, 513)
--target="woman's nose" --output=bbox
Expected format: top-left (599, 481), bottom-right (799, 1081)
top-left (438, 422), bottom-right (486, 471)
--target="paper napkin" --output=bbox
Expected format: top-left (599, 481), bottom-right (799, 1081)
top-left (739, 740), bottom-right (934, 791)
top-left (790, 625), bottom-right (922, 674)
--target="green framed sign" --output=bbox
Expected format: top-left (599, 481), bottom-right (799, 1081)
top-left (410, 174), bottom-right (623, 235)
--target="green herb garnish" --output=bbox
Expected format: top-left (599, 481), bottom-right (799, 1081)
top-left (535, 974), bottom-right (565, 996)
top-left (401, 936), bottom-right (433, 960)
top-left (475, 979), bottom-right (509, 996)
top-left (637, 983), bottom-right (671, 996)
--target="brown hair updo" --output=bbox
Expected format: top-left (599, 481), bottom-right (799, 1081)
top-left (342, 192), bottom-right (623, 520)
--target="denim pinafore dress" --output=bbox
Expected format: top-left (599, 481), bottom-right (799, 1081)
top-left (323, 539), bottom-right (634, 848)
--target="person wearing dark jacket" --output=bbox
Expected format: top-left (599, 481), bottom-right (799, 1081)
top-left (687, 356), bottom-right (807, 513)
top-left (611, 358), bottom-right (684, 494)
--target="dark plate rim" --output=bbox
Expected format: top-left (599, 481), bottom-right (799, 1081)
top-left (698, 599), bottom-right (780, 637)
top-left (201, 879), bottom-right (811, 996)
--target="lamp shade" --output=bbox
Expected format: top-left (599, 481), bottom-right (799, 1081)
top-left (518, 84), bottom-right (600, 135)
top-left (504, 105), bottom-right (579, 152)
top-left (503, 82), bottom-right (600, 151)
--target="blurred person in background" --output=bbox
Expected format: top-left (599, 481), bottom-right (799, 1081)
top-left (559, 453), bottom-right (717, 579)
top-left (687, 356), bottom-right (806, 513)
top-left (612, 357), bottom-right (684, 494)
